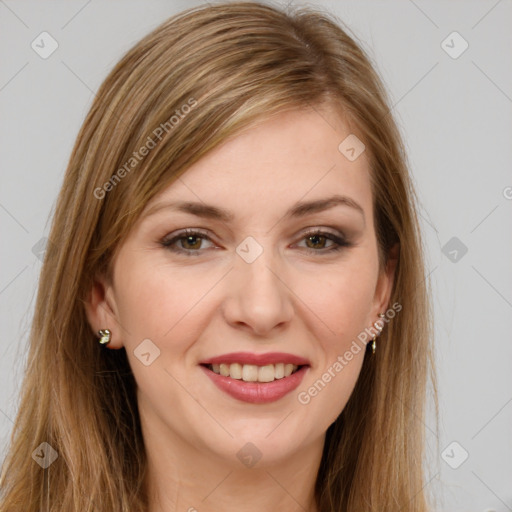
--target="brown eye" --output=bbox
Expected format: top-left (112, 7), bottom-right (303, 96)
top-left (180, 234), bottom-right (203, 250)
top-left (297, 230), bottom-right (351, 254)
top-left (161, 229), bottom-right (215, 256)
top-left (305, 234), bottom-right (329, 249)
top-left (161, 228), bottom-right (351, 257)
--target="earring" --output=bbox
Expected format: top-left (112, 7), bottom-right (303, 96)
top-left (98, 329), bottom-right (111, 345)
top-left (371, 313), bottom-right (386, 354)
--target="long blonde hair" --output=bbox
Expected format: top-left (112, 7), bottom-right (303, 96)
top-left (0, 2), bottom-right (436, 510)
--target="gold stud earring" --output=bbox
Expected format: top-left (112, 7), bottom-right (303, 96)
top-left (98, 329), bottom-right (111, 345)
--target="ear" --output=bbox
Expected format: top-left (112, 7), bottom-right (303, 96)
top-left (84, 275), bottom-right (124, 349)
top-left (371, 242), bottom-right (399, 320)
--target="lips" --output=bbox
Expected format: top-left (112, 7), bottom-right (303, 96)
top-left (199, 352), bottom-right (310, 404)
top-left (200, 351), bottom-right (310, 366)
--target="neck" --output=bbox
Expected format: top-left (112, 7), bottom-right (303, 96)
top-left (142, 417), bottom-right (323, 512)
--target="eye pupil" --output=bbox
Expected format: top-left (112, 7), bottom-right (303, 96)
top-left (183, 236), bottom-right (202, 249)
top-left (306, 234), bottom-right (326, 249)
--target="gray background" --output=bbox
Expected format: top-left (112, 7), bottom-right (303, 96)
top-left (1, 1), bottom-right (511, 510)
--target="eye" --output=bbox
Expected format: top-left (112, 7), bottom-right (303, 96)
top-left (161, 229), bottom-right (215, 256)
top-left (295, 229), bottom-right (352, 254)
top-left (160, 228), bottom-right (352, 257)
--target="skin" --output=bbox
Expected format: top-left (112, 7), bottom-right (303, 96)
top-left (86, 104), bottom-right (397, 512)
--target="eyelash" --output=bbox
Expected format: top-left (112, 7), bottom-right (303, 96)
top-left (160, 228), bottom-right (352, 257)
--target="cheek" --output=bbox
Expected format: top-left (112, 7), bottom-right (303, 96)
top-left (293, 256), bottom-right (378, 343)
top-left (291, 253), bottom-right (376, 419)
top-left (113, 259), bottom-right (217, 347)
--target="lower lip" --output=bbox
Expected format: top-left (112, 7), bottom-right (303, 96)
top-left (200, 365), bottom-right (308, 404)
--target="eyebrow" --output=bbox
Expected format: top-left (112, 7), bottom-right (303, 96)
top-left (143, 194), bottom-right (365, 225)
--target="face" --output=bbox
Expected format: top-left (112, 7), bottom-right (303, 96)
top-left (87, 105), bottom-right (396, 469)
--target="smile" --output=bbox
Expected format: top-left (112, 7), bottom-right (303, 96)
top-left (199, 352), bottom-right (310, 404)
top-left (205, 362), bottom-right (300, 382)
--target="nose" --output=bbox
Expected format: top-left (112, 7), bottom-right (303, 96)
top-left (221, 248), bottom-right (294, 337)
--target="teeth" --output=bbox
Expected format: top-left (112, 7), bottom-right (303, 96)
top-left (209, 363), bottom-right (300, 382)
top-left (284, 363), bottom-right (294, 377)
top-left (230, 363), bottom-right (242, 379)
top-left (219, 363), bottom-right (230, 377)
top-left (242, 364), bottom-right (258, 382)
top-left (258, 364), bottom-right (274, 383)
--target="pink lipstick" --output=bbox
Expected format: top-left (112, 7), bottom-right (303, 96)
top-left (199, 352), bottom-right (310, 404)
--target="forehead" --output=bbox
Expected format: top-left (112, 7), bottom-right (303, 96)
top-left (145, 106), bottom-right (373, 223)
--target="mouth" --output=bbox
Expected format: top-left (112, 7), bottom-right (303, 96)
top-left (199, 352), bottom-right (310, 404)
top-left (202, 362), bottom-right (304, 383)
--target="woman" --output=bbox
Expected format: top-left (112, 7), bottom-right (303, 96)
top-left (0, 2), bottom-right (436, 511)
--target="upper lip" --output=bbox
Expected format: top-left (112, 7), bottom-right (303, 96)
top-left (200, 352), bottom-right (310, 366)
